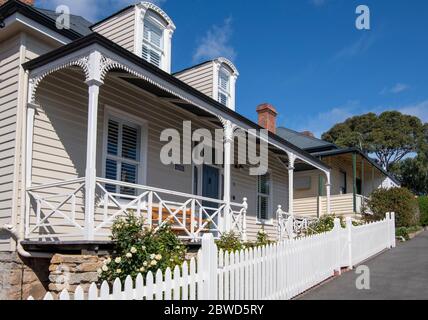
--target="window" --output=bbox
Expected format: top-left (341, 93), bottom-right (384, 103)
top-left (142, 17), bottom-right (164, 67)
top-left (218, 68), bottom-right (230, 107)
top-left (105, 117), bottom-right (141, 196)
top-left (257, 173), bottom-right (271, 220)
top-left (340, 171), bottom-right (347, 194)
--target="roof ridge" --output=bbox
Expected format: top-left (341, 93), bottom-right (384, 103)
top-left (278, 126), bottom-right (334, 145)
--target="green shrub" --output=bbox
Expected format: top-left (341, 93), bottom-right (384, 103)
top-left (307, 215), bottom-right (345, 234)
top-left (418, 196), bottom-right (428, 226)
top-left (396, 227), bottom-right (410, 241)
top-left (255, 228), bottom-right (273, 247)
top-left (99, 212), bottom-right (186, 282)
top-left (215, 232), bottom-right (243, 252)
top-left (367, 188), bottom-right (419, 228)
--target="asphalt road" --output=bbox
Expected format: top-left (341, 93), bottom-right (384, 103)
top-left (299, 230), bottom-right (428, 300)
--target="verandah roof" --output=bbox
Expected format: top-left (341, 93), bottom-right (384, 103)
top-left (22, 32), bottom-right (330, 173)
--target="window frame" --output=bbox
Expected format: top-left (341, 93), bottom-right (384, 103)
top-left (101, 106), bottom-right (148, 193)
top-left (256, 172), bottom-right (273, 225)
top-left (141, 12), bottom-right (165, 68)
top-left (218, 67), bottom-right (231, 107)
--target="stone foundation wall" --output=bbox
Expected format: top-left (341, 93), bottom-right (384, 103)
top-left (48, 254), bottom-right (106, 297)
top-left (0, 252), bottom-right (50, 300)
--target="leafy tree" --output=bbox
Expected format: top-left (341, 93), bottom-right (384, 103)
top-left (366, 188), bottom-right (419, 228)
top-left (391, 157), bottom-right (428, 196)
top-left (322, 111), bottom-right (426, 171)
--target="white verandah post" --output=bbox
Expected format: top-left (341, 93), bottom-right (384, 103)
top-left (221, 119), bottom-right (235, 233)
top-left (326, 171), bottom-right (331, 215)
top-left (287, 153), bottom-right (296, 216)
top-left (84, 51), bottom-right (103, 241)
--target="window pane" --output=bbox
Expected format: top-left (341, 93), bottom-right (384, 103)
top-left (120, 163), bottom-right (138, 195)
top-left (219, 70), bottom-right (229, 91)
top-left (258, 174), bottom-right (270, 195)
top-left (105, 159), bottom-right (117, 193)
top-left (122, 124), bottom-right (139, 160)
top-left (218, 92), bottom-right (228, 106)
top-left (107, 120), bottom-right (119, 156)
top-left (142, 45), bottom-right (161, 67)
top-left (258, 196), bottom-right (268, 220)
top-left (144, 20), bottom-right (162, 48)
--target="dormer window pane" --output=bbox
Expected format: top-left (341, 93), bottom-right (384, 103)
top-left (218, 68), bottom-right (231, 106)
top-left (142, 18), bottom-right (164, 68)
top-left (219, 70), bottom-right (229, 91)
top-left (143, 20), bottom-right (163, 48)
top-left (219, 92), bottom-right (228, 106)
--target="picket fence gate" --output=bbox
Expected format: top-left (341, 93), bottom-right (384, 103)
top-left (29, 213), bottom-right (396, 300)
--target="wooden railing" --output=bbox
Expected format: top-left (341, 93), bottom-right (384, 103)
top-left (26, 178), bottom-right (248, 241)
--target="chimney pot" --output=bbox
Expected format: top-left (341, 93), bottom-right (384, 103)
top-left (301, 131), bottom-right (315, 138)
top-left (256, 103), bottom-right (278, 134)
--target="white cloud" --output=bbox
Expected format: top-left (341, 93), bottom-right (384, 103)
top-left (380, 83), bottom-right (410, 95)
top-left (193, 17), bottom-right (236, 63)
top-left (333, 33), bottom-right (377, 60)
top-left (295, 100), bottom-right (359, 138)
top-left (35, 0), bottom-right (166, 22)
top-left (398, 100), bottom-right (428, 122)
top-left (294, 99), bottom-right (428, 138)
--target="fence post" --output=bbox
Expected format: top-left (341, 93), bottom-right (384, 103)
top-left (345, 217), bottom-right (353, 269)
top-left (385, 212), bottom-right (391, 249)
top-left (333, 218), bottom-right (342, 275)
top-left (201, 233), bottom-right (218, 300)
top-left (390, 212), bottom-right (396, 248)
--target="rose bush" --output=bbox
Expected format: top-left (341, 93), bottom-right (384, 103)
top-left (99, 212), bottom-right (187, 282)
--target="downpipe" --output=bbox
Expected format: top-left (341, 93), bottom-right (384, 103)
top-left (1, 224), bottom-right (53, 259)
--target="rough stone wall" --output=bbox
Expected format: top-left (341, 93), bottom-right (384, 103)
top-left (0, 252), bottom-right (50, 300)
top-left (48, 254), bottom-right (106, 297)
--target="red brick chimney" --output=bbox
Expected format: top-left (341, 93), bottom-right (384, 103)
top-left (301, 131), bottom-right (315, 138)
top-left (0, 0), bottom-right (34, 6)
top-left (256, 103), bottom-right (278, 134)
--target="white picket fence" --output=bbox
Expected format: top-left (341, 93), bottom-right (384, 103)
top-left (29, 213), bottom-right (396, 300)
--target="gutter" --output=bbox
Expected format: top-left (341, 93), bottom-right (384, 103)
top-left (1, 225), bottom-right (53, 259)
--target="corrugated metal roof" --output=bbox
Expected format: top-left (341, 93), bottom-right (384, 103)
top-left (35, 7), bottom-right (93, 36)
top-left (276, 127), bottom-right (336, 152)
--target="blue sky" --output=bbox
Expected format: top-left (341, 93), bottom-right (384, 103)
top-left (35, 0), bottom-right (428, 137)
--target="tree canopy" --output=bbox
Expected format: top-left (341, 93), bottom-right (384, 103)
top-left (322, 111), bottom-right (426, 171)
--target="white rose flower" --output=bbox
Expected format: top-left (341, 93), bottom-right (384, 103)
top-left (150, 260), bottom-right (157, 266)
top-left (126, 252), bottom-right (132, 258)
top-left (115, 257), bottom-right (121, 264)
top-left (150, 254), bottom-right (155, 260)
top-left (102, 265), bottom-right (108, 272)
top-left (104, 258), bottom-right (111, 265)
top-left (97, 268), bottom-right (102, 274)
top-left (142, 246), bottom-right (146, 251)
top-left (155, 254), bottom-right (162, 261)
top-left (116, 269), bottom-right (122, 274)
top-left (139, 267), bottom-right (145, 272)
top-left (143, 261), bottom-right (148, 267)
top-left (130, 247), bottom-right (137, 254)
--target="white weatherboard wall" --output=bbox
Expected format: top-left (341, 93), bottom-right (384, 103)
top-left (30, 213), bottom-right (395, 300)
top-left (29, 69), bottom-right (288, 241)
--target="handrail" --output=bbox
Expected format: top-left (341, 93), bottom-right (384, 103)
top-left (27, 178), bottom-right (85, 191)
top-left (96, 177), bottom-right (245, 208)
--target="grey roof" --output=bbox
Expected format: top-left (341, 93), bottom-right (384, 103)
top-left (34, 7), bottom-right (93, 36)
top-left (276, 127), bottom-right (337, 152)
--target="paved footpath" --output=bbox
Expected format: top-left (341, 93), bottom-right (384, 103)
top-left (299, 231), bottom-right (428, 300)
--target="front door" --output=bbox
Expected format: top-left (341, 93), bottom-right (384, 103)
top-left (202, 165), bottom-right (220, 203)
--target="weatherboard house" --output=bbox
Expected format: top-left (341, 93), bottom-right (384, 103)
top-left (0, 0), bottom-right (398, 299)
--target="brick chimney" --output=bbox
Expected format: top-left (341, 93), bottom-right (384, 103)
top-left (301, 131), bottom-right (315, 138)
top-left (0, 0), bottom-right (34, 6)
top-left (256, 103), bottom-right (278, 134)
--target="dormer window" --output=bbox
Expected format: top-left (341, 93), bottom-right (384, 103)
top-left (218, 68), bottom-right (230, 107)
top-left (142, 15), bottom-right (164, 68)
